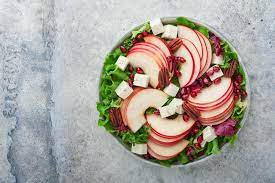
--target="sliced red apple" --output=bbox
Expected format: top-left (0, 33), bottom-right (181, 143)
top-left (181, 38), bottom-right (201, 86)
top-left (127, 51), bottom-right (162, 88)
top-left (144, 35), bottom-right (171, 58)
top-left (198, 31), bottom-right (212, 76)
top-left (146, 114), bottom-right (195, 137)
top-left (174, 45), bottom-right (194, 87)
top-left (177, 25), bottom-right (203, 59)
top-left (201, 110), bottom-right (233, 126)
top-left (130, 42), bottom-right (168, 68)
top-left (195, 31), bottom-right (208, 77)
top-left (148, 146), bottom-right (177, 160)
top-left (147, 138), bottom-right (189, 157)
top-left (125, 89), bottom-right (168, 132)
top-left (191, 83), bottom-right (233, 111)
top-left (149, 129), bottom-right (190, 146)
top-left (188, 77), bottom-right (232, 104)
top-left (199, 95), bottom-right (234, 120)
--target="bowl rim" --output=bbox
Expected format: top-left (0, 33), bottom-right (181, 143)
top-left (98, 16), bottom-right (251, 168)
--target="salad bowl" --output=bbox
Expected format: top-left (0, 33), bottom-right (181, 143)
top-left (97, 17), bottom-right (250, 167)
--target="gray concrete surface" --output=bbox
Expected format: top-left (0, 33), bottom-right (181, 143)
top-left (0, 0), bottom-right (274, 182)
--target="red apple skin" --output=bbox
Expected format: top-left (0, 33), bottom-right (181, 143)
top-left (201, 110), bottom-right (233, 126)
top-left (144, 35), bottom-right (171, 57)
top-left (128, 48), bottom-right (164, 68)
top-left (148, 146), bottom-right (178, 160)
top-left (196, 31), bottom-right (208, 77)
top-left (134, 42), bottom-right (168, 67)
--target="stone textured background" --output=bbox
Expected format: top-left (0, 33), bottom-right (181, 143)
top-left (0, 0), bottom-right (274, 183)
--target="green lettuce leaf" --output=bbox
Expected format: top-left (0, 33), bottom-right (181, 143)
top-left (131, 22), bottom-right (151, 39)
top-left (206, 139), bottom-right (220, 155)
top-left (118, 126), bottom-right (150, 145)
top-left (197, 26), bottom-right (209, 38)
top-left (232, 99), bottom-right (247, 121)
top-left (176, 17), bottom-right (196, 29)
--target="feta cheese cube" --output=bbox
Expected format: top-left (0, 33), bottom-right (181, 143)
top-left (161, 25), bottom-right (178, 39)
top-left (150, 18), bottom-right (164, 35)
top-left (169, 98), bottom-right (184, 114)
top-left (159, 105), bottom-right (177, 118)
top-left (115, 81), bottom-right (133, 99)
top-left (211, 54), bottom-right (224, 65)
top-left (202, 126), bottom-right (217, 142)
top-left (133, 73), bottom-right (150, 88)
top-left (115, 56), bottom-right (129, 71)
top-left (163, 83), bottom-right (179, 97)
top-left (131, 144), bottom-right (147, 155)
top-left (207, 65), bottom-right (224, 81)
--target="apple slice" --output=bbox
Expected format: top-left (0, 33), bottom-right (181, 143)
top-left (198, 32), bottom-right (212, 76)
top-left (148, 146), bottom-right (177, 160)
top-left (174, 45), bottom-right (194, 87)
top-left (199, 95), bottom-right (234, 120)
top-left (146, 114), bottom-right (195, 137)
top-left (144, 35), bottom-right (171, 58)
top-left (127, 51), bottom-right (162, 88)
top-left (125, 89), bottom-right (168, 132)
top-left (195, 31), bottom-right (208, 77)
top-left (149, 129), bottom-right (190, 146)
top-left (177, 25), bottom-right (203, 58)
top-left (181, 38), bottom-right (201, 86)
top-left (188, 77), bottom-right (232, 104)
top-left (131, 42), bottom-right (168, 68)
top-left (191, 83), bottom-right (233, 111)
top-left (201, 110), bottom-right (233, 126)
top-left (148, 138), bottom-right (189, 157)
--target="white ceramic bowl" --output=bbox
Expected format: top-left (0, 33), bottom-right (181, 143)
top-left (100, 17), bottom-right (250, 167)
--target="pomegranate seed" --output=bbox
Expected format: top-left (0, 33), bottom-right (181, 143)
top-left (137, 33), bottom-right (143, 40)
top-left (136, 67), bottom-right (144, 74)
top-left (234, 95), bottom-right (239, 101)
top-left (183, 114), bottom-right (190, 122)
top-left (236, 75), bottom-right (243, 83)
top-left (120, 46), bottom-right (127, 53)
top-left (128, 65), bottom-right (134, 72)
top-left (182, 94), bottom-right (189, 100)
top-left (198, 78), bottom-right (204, 87)
top-left (132, 39), bottom-right (138, 45)
top-left (213, 66), bottom-right (220, 72)
top-left (194, 143), bottom-right (201, 149)
top-left (176, 92), bottom-right (182, 98)
top-left (213, 77), bottom-right (221, 84)
top-left (197, 135), bottom-right (203, 143)
top-left (186, 87), bottom-right (191, 94)
top-left (193, 127), bottom-right (199, 134)
top-left (233, 81), bottom-right (240, 88)
top-left (195, 121), bottom-right (202, 127)
top-left (180, 87), bottom-right (187, 95)
top-left (188, 155), bottom-right (194, 161)
top-left (216, 47), bottom-right (222, 56)
top-left (142, 31), bottom-right (149, 37)
top-left (191, 91), bottom-right (197, 98)
top-left (207, 69), bottom-right (214, 76)
top-left (235, 89), bottom-right (240, 95)
top-left (175, 70), bottom-right (182, 77)
top-left (203, 77), bottom-right (211, 85)
top-left (241, 90), bottom-right (247, 97)
top-left (154, 109), bottom-right (160, 115)
top-left (130, 73), bottom-right (134, 80)
top-left (186, 147), bottom-right (194, 156)
top-left (198, 151), bottom-right (205, 156)
top-left (128, 79), bottom-right (133, 87)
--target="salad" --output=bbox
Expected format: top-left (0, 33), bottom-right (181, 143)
top-left (97, 17), bottom-right (248, 166)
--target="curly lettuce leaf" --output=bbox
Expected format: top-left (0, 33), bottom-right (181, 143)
top-left (145, 107), bottom-right (157, 115)
top-left (232, 99), bottom-right (247, 121)
top-left (206, 139), bottom-right (220, 155)
top-left (220, 41), bottom-right (238, 69)
top-left (118, 126), bottom-right (150, 145)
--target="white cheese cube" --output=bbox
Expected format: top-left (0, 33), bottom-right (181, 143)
top-left (169, 98), bottom-right (184, 114)
top-left (161, 25), bottom-right (178, 39)
top-left (115, 81), bottom-right (133, 99)
top-left (159, 105), bottom-right (177, 118)
top-left (211, 54), bottom-right (224, 65)
top-left (163, 83), bottom-right (179, 97)
top-left (133, 73), bottom-right (150, 88)
top-left (207, 65), bottom-right (224, 81)
top-left (131, 144), bottom-right (148, 155)
top-left (115, 56), bottom-right (129, 71)
top-left (202, 126), bottom-right (217, 142)
top-left (150, 18), bottom-right (164, 35)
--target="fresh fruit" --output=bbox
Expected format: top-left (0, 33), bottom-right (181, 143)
top-left (148, 146), bottom-right (177, 160)
top-left (198, 31), bottom-right (212, 76)
top-left (125, 89), bottom-right (168, 132)
top-left (144, 35), bottom-right (171, 57)
top-left (147, 114), bottom-right (195, 137)
top-left (147, 138), bottom-right (189, 157)
top-left (195, 31), bottom-right (208, 76)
